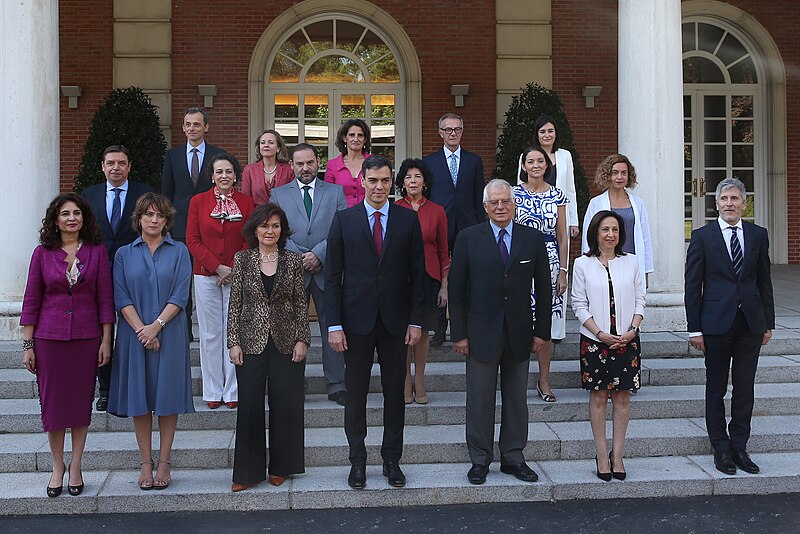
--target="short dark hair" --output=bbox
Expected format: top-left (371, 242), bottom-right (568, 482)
top-left (242, 203), bottom-right (291, 250)
top-left (184, 107), bottom-right (209, 125)
top-left (290, 142), bottom-right (319, 160)
top-left (204, 152), bottom-right (243, 185)
top-left (39, 193), bottom-right (103, 249)
top-left (362, 154), bottom-right (393, 178)
top-left (531, 114), bottom-right (561, 151)
top-left (101, 145), bottom-right (131, 163)
top-left (335, 119), bottom-right (371, 155)
top-left (131, 193), bottom-right (175, 236)
top-left (519, 145), bottom-right (553, 183)
top-left (254, 129), bottom-right (289, 163)
top-left (395, 158), bottom-right (432, 199)
top-left (584, 210), bottom-right (627, 258)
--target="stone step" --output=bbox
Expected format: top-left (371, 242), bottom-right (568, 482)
top-left (2, 415), bottom-right (798, 473)
top-left (2, 382), bottom-right (798, 434)
top-left (3, 356), bottom-right (800, 399)
top-left (2, 451), bottom-right (798, 515)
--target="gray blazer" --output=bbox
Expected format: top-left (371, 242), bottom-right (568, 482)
top-left (270, 178), bottom-right (347, 288)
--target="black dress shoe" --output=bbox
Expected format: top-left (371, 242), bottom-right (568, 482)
top-left (348, 464), bottom-right (366, 489)
top-left (328, 391), bottom-right (346, 406)
top-left (730, 449), bottom-right (760, 474)
top-left (382, 461), bottom-right (406, 487)
top-left (467, 464), bottom-right (489, 485)
top-left (500, 462), bottom-right (539, 482)
top-left (96, 396), bottom-right (108, 412)
top-left (713, 450), bottom-right (737, 475)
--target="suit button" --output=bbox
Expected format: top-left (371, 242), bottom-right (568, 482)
top-left (504, 296), bottom-right (508, 301)
top-left (67, 290), bottom-right (72, 296)
top-left (67, 310), bottom-right (72, 315)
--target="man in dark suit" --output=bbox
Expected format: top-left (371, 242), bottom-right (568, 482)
top-left (449, 178), bottom-right (551, 485)
top-left (423, 112), bottom-right (485, 345)
top-left (325, 155), bottom-right (425, 489)
top-left (685, 177), bottom-right (774, 476)
top-left (270, 143), bottom-right (348, 405)
top-left (82, 144), bottom-right (153, 411)
top-left (161, 107), bottom-right (223, 337)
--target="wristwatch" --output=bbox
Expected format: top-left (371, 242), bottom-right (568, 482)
top-left (627, 325), bottom-right (640, 335)
top-left (156, 318), bottom-right (166, 329)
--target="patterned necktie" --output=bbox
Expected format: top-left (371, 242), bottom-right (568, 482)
top-left (498, 228), bottom-right (510, 266)
top-left (729, 226), bottom-right (742, 278)
top-left (372, 211), bottom-right (383, 257)
top-left (110, 188), bottom-right (122, 232)
top-left (449, 153), bottom-right (458, 187)
top-left (302, 185), bottom-right (313, 219)
top-left (190, 147), bottom-right (200, 186)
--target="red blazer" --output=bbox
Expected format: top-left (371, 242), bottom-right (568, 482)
top-left (21, 243), bottom-right (115, 340)
top-left (186, 188), bottom-right (254, 276)
top-left (395, 197), bottom-right (450, 281)
top-left (242, 161), bottom-right (294, 206)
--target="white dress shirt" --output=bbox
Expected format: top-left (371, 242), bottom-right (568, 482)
top-left (105, 180), bottom-right (129, 222)
top-left (185, 141), bottom-right (207, 173)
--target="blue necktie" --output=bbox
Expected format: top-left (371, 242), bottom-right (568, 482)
top-left (729, 226), bottom-right (742, 278)
top-left (110, 188), bottom-right (122, 232)
top-left (449, 153), bottom-right (458, 187)
top-left (498, 228), bottom-right (509, 266)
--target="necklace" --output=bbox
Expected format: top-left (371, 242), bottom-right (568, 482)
top-left (260, 250), bottom-right (278, 263)
top-left (263, 164), bottom-right (277, 175)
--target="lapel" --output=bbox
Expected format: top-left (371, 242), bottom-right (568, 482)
top-left (285, 181), bottom-right (307, 223)
top-left (353, 202), bottom-right (378, 258)
top-left (90, 186), bottom-right (113, 235)
top-left (117, 182), bottom-right (138, 237)
top-left (309, 180), bottom-right (325, 223)
top-left (479, 222), bottom-right (506, 271)
top-left (454, 150), bottom-right (466, 191)
top-left (506, 222), bottom-right (525, 269)
top-left (381, 203), bottom-right (401, 264)
top-left (741, 221), bottom-right (757, 277)
top-left (710, 222), bottom-right (737, 279)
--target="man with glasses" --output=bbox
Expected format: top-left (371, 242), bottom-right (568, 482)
top-left (424, 112), bottom-right (485, 345)
top-left (449, 179), bottom-right (551, 485)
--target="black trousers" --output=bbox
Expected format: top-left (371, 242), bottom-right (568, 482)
top-left (704, 309), bottom-right (763, 453)
top-left (232, 338), bottom-right (305, 485)
top-left (344, 315), bottom-right (406, 465)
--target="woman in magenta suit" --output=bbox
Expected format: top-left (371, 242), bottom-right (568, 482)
top-left (324, 118), bottom-right (371, 207)
top-left (394, 158), bottom-right (449, 405)
top-left (187, 153), bottom-right (254, 409)
top-left (21, 193), bottom-right (115, 497)
top-left (242, 129), bottom-right (294, 206)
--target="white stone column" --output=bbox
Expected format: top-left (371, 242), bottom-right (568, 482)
top-left (0, 0), bottom-right (60, 339)
top-left (618, 0), bottom-right (686, 331)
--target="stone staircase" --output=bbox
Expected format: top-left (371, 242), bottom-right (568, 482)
top-left (1, 318), bottom-right (800, 515)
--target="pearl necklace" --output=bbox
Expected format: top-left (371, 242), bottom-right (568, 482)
top-left (263, 163), bottom-right (277, 175)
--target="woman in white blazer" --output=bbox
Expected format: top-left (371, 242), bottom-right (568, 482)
top-left (572, 210), bottom-right (644, 482)
top-left (581, 154), bottom-right (653, 288)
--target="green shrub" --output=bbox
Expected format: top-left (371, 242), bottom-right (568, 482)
top-left (73, 87), bottom-right (167, 193)
top-left (493, 82), bottom-right (589, 226)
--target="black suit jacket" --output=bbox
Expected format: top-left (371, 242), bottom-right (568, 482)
top-left (685, 220), bottom-right (775, 336)
top-left (161, 142), bottom-right (223, 240)
top-left (449, 222), bottom-right (552, 363)
top-left (424, 148), bottom-right (485, 245)
top-left (324, 202), bottom-right (426, 337)
top-left (82, 180), bottom-right (154, 263)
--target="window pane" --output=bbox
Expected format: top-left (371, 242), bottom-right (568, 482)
top-left (732, 119), bottom-right (753, 143)
top-left (370, 145), bottom-right (395, 165)
top-left (732, 145), bottom-right (753, 167)
top-left (704, 193), bottom-right (718, 218)
top-left (717, 32), bottom-right (748, 67)
top-left (274, 94), bottom-right (299, 118)
top-left (704, 170), bottom-right (727, 195)
top-left (371, 119), bottom-right (395, 144)
top-left (703, 95), bottom-right (726, 117)
top-left (697, 23), bottom-right (725, 54)
top-left (305, 56), bottom-right (365, 83)
top-left (369, 58), bottom-right (400, 83)
top-left (275, 122), bottom-right (298, 144)
top-left (729, 56), bottom-right (757, 83)
top-left (684, 119), bottom-right (692, 142)
top-left (354, 31), bottom-right (388, 63)
top-left (304, 94), bottom-right (329, 119)
top-left (304, 20), bottom-right (333, 53)
top-left (304, 121), bottom-right (329, 145)
top-left (684, 144), bottom-right (692, 167)
top-left (682, 23), bottom-right (696, 53)
top-left (269, 55), bottom-right (301, 83)
top-left (685, 219), bottom-right (693, 242)
top-left (683, 95), bottom-right (692, 118)
top-left (703, 120), bottom-right (726, 143)
top-left (685, 170), bottom-right (693, 190)
top-left (744, 194), bottom-right (755, 218)
top-left (734, 170), bottom-right (754, 191)
top-left (704, 145), bottom-right (727, 168)
top-left (683, 57), bottom-right (725, 83)
top-left (341, 94), bottom-right (366, 119)
top-left (337, 20), bottom-right (365, 52)
top-left (278, 30), bottom-right (315, 65)
top-left (371, 94), bottom-right (395, 118)
top-left (731, 95), bottom-right (753, 118)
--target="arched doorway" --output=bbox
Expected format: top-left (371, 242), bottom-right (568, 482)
top-left (248, 0), bottom-right (421, 172)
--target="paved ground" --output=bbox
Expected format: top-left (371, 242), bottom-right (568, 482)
top-left (1, 493), bottom-right (798, 533)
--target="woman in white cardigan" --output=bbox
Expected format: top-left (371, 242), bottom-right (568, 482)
top-left (581, 154), bottom-right (653, 288)
top-left (572, 210), bottom-right (644, 482)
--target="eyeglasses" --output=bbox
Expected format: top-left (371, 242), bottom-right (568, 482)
top-left (439, 127), bottom-right (464, 135)
top-left (486, 199), bottom-right (513, 207)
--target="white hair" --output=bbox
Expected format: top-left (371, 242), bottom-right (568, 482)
top-left (482, 179), bottom-right (513, 202)
top-left (715, 177), bottom-right (747, 200)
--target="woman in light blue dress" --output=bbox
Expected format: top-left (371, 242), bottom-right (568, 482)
top-left (108, 193), bottom-right (194, 491)
top-left (513, 145), bottom-right (568, 403)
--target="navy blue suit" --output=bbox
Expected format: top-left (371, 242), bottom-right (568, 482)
top-left (325, 201), bottom-right (425, 465)
top-left (685, 219), bottom-right (774, 453)
top-left (424, 148), bottom-right (485, 251)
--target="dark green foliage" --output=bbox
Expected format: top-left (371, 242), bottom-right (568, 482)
top-left (493, 82), bottom-right (590, 226)
top-left (73, 87), bottom-right (167, 193)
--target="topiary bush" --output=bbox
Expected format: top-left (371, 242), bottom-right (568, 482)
top-left (493, 82), bottom-right (589, 226)
top-left (73, 87), bottom-right (167, 193)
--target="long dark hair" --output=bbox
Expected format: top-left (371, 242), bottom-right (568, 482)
top-left (584, 210), bottom-right (627, 258)
top-left (39, 193), bottom-right (103, 249)
top-left (335, 119), bottom-right (371, 155)
top-left (519, 145), bottom-right (553, 183)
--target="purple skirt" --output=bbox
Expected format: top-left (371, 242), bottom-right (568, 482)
top-left (35, 338), bottom-right (99, 431)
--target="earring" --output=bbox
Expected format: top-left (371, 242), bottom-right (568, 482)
top-left (422, 185), bottom-right (428, 194)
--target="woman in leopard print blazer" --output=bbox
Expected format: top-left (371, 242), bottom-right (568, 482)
top-left (227, 203), bottom-right (311, 492)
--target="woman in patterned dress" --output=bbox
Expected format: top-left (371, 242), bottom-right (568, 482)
top-left (571, 210), bottom-right (644, 481)
top-left (513, 145), bottom-right (568, 402)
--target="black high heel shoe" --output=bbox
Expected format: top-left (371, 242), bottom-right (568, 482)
top-left (595, 456), bottom-right (612, 481)
top-left (68, 467), bottom-right (85, 496)
top-left (609, 451), bottom-right (627, 481)
top-left (47, 463), bottom-right (67, 498)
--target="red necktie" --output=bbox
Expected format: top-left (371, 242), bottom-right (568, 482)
top-left (372, 211), bottom-right (383, 256)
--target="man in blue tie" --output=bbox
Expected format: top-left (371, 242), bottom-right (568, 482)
top-left (81, 145), bottom-right (152, 410)
top-left (685, 177), bottom-right (775, 476)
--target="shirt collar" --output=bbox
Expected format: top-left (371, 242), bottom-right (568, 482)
top-left (717, 217), bottom-right (743, 232)
top-left (489, 220), bottom-right (513, 239)
top-left (364, 199), bottom-right (389, 219)
top-left (443, 146), bottom-right (462, 159)
top-left (296, 178), bottom-right (317, 190)
top-left (186, 141), bottom-right (206, 155)
top-left (106, 180), bottom-right (129, 191)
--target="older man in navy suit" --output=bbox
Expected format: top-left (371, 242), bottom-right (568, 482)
top-left (82, 144), bottom-right (152, 410)
top-left (685, 177), bottom-right (775, 476)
